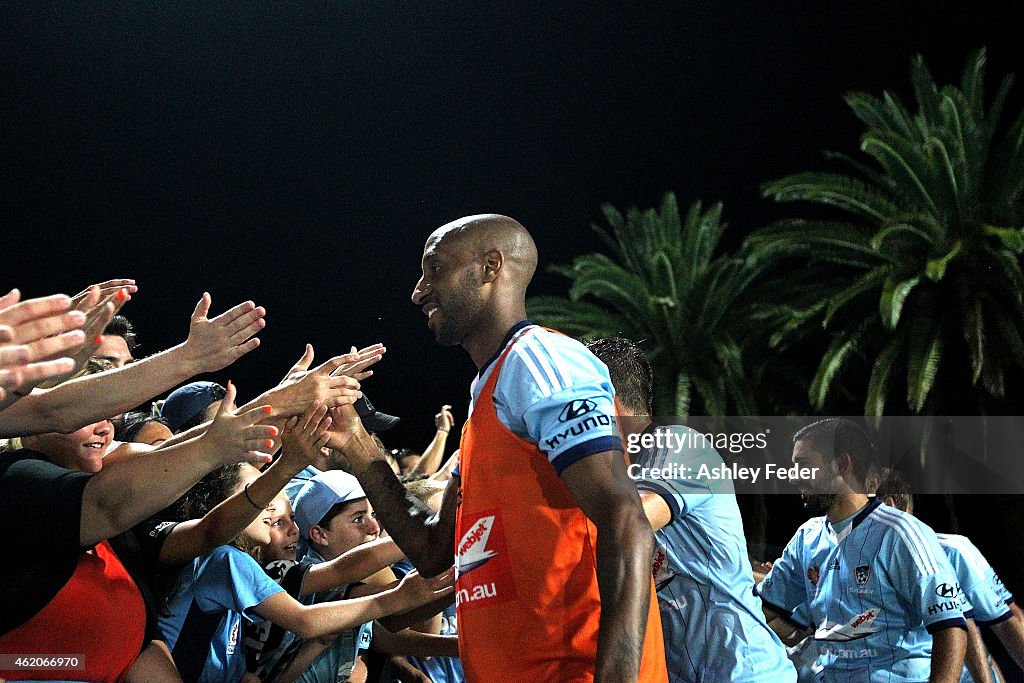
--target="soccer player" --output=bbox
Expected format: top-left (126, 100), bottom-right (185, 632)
top-left (327, 214), bottom-right (668, 682)
top-left (589, 336), bottom-right (796, 682)
top-left (757, 418), bottom-right (968, 682)
top-left (876, 468), bottom-right (1024, 682)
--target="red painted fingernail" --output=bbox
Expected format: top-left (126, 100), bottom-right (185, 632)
top-left (94, 336), bottom-right (103, 344)
top-left (269, 426), bottom-right (279, 436)
top-left (265, 439), bottom-right (274, 449)
top-left (263, 406), bottom-right (272, 414)
top-left (116, 289), bottom-right (127, 301)
top-left (262, 454), bottom-right (273, 463)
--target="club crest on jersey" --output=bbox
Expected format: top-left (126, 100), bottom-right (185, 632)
top-left (559, 398), bottom-right (597, 422)
top-left (855, 565), bottom-right (870, 588)
top-left (807, 565), bottom-right (820, 587)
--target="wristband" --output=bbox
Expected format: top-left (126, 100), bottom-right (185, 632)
top-left (243, 483), bottom-right (264, 509)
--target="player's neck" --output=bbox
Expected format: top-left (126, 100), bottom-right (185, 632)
top-left (464, 306), bottom-right (528, 369)
top-left (616, 413), bottom-right (651, 442)
top-left (826, 493), bottom-right (870, 524)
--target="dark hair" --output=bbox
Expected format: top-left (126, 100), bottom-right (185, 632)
top-left (875, 468), bottom-right (914, 513)
top-left (793, 418), bottom-right (877, 485)
top-left (317, 498), bottom-right (368, 531)
top-left (586, 337), bottom-right (653, 414)
top-left (115, 411), bottom-right (172, 443)
top-left (103, 315), bottom-right (138, 351)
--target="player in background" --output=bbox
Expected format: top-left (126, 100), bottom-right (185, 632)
top-left (757, 418), bottom-right (967, 682)
top-left (589, 336), bottom-right (796, 683)
top-left (875, 468), bottom-right (1024, 683)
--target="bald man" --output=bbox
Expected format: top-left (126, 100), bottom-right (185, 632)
top-left (332, 215), bottom-right (668, 682)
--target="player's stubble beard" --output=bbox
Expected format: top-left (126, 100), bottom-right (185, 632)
top-left (433, 272), bottom-right (486, 347)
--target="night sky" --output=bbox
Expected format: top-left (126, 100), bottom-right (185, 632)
top-left (2, 3), bottom-right (1020, 475)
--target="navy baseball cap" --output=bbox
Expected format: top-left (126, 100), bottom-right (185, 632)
top-left (355, 395), bottom-right (400, 433)
top-left (161, 381), bottom-right (226, 432)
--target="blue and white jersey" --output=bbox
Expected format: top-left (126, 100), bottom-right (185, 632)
top-left (936, 534), bottom-right (1011, 683)
top-left (292, 547), bottom-right (374, 683)
top-left (631, 423), bottom-right (795, 682)
top-left (937, 534), bottom-right (1012, 627)
top-left (758, 500), bottom-right (967, 682)
top-left (462, 321), bottom-right (622, 475)
top-left (158, 545), bottom-right (284, 683)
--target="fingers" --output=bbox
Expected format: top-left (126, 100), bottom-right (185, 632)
top-left (191, 292), bottom-right (212, 322)
top-left (211, 300), bottom-right (256, 327)
top-left (0, 344), bottom-right (31, 367)
top-left (8, 309), bottom-right (86, 345)
top-left (227, 311), bottom-right (266, 345)
top-left (0, 325), bottom-right (13, 344)
top-left (316, 355), bottom-right (350, 376)
top-left (298, 400), bottom-right (324, 432)
top-left (81, 301), bottom-right (116, 349)
top-left (288, 344), bottom-right (316, 376)
top-left (0, 288), bottom-right (20, 310)
top-left (323, 388), bottom-right (363, 408)
top-left (15, 357), bottom-right (76, 385)
top-left (218, 381), bottom-right (238, 417)
top-left (24, 330), bottom-right (86, 362)
top-left (237, 401), bottom-right (276, 425)
top-left (0, 293), bottom-right (72, 327)
top-left (0, 368), bottom-right (22, 391)
top-left (229, 337), bottom-right (261, 361)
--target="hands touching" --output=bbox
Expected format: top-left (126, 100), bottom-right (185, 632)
top-left (0, 289), bottom-right (87, 400)
top-left (278, 401), bottom-right (334, 471)
top-left (260, 343), bottom-right (384, 417)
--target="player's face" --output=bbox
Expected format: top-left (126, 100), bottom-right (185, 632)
top-left (262, 494), bottom-right (300, 562)
top-left (320, 498), bottom-right (381, 559)
top-left (412, 231), bottom-right (486, 347)
top-left (95, 335), bottom-right (133, 368)
top-left (791, 439), bottom-right (839, 514)
top-left (32, 420), bottom-right (114, 473)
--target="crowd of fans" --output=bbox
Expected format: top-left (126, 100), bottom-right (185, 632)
top-left (1, 279), bottom-right (1023, 683)
top-left (0, 281), bottom-right (460, 683)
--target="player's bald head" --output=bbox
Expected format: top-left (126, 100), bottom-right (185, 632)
top-left (426, 214), bottom-right (538, 290)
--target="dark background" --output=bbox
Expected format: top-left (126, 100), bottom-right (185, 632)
top-left (2, 0), bottom-right (1021, 602)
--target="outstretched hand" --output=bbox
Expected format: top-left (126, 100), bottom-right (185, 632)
top-left (63, 281), bottom-right (135, 372)
top-left (0, 289), bottom-right (87, 398)
top-left (264, 344), bottom-right (368, 417)
top-left (202, 381), bottom-right (279, 467)
top-left (396, 566), bottom-right (457, 607)
top-left (279, 401), bottom-right (333, 470)
top-left (183, 293), bottom-right (266, 373)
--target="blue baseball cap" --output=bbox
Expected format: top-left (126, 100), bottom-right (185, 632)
top-left (161, 381), bottom-right (226, 432)
top-left (294, 471), bottom-right (367, 540)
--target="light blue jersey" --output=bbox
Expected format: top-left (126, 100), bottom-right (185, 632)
top-left (758, 500), bottom-right (968, 682)
top-left (158, 545), bottom-right (284, 683)
top-left (459, 321), bottom-right (622, 476)
top-left (291, 546), bottom-right (373, 683)
top-left (936, 534), bottom-right (1011, 683)
top-left (631, 423), bottom-right (795, 682)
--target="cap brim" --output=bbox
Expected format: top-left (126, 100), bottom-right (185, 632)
top-left (362, 412), bottom-right (400, 432)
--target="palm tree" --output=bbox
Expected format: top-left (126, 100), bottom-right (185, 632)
top-left (527, 192), bottom-right (758, 417)
top-left (746, 48), bottom-right (1024, 416)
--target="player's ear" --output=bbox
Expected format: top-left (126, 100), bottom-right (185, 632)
top-left (882, 495), bottom-right (897, 508)
top-left (482, 249), bottom-right (503, 283)
top-left (836, 452), bottom-right (854, 479)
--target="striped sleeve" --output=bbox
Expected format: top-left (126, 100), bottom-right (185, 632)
top-left (876, 509), bottom-right (967, 632)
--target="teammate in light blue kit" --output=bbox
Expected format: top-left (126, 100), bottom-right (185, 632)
top-left (875, 468), bottom-right (1018, 683)
top-left (589, 337), bottom-right (796, 683)
top-left (758, 419), bottom-right (967, 682)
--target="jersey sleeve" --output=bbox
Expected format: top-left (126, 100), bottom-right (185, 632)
top-left (886, 520), bottom-right (967, 633)
top-left (495, 330), bottom-right (622, 474)
top-left (943, 539), bottom-right (1012, 625)
top-left (756, 527), bottom-right (811, 628)
top-left (632, 426), bottom-right (714, 522)
top-left (1, 454), bottom-right (91, 553)
top-left (195, 546), bottom-right (285, 620)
